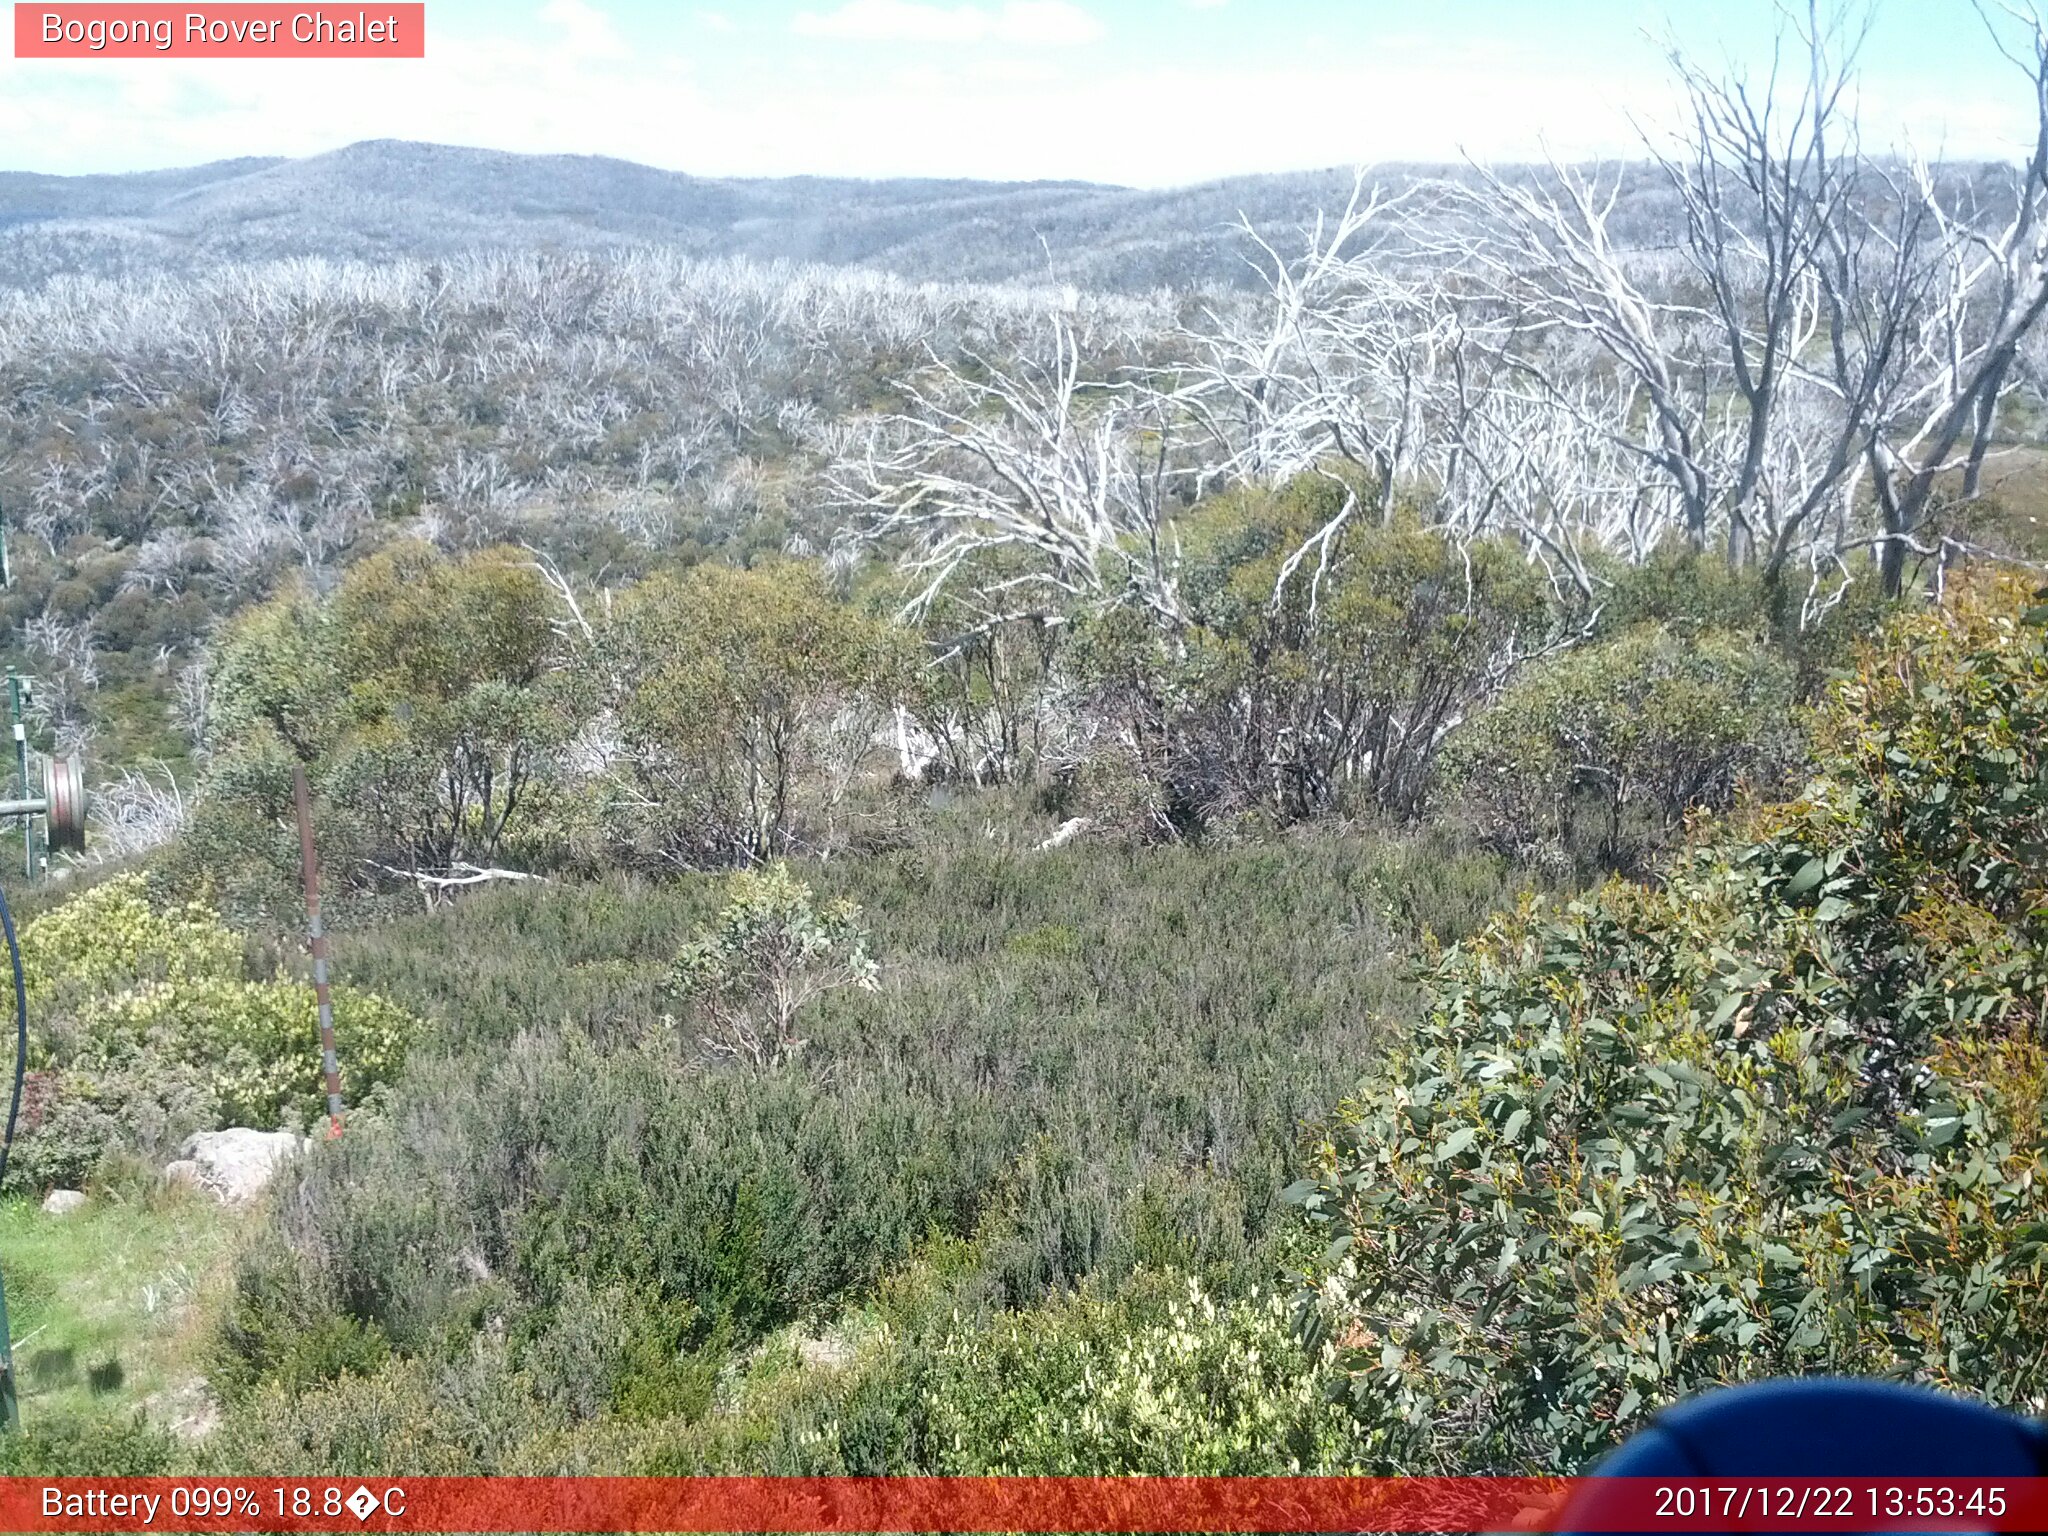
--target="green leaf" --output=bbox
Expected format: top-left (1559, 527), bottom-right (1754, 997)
top-left (1434, 1126), bottom-right (1479, 1161)
top-left (1784, 857), bottom-right (1826, 898)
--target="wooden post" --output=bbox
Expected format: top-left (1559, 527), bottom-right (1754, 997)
top-left (293, 765), bottom-right (345, 1138)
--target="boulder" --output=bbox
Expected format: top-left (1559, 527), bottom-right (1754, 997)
top-left (39, 1188), bottom-right (85, 1216)
top-left (176, 1128), bottom-right (307, 1204)
top-left (796, 1331), bottom-right (855, 1370)
top-left (162, 1160), bottom-right (203, 1192)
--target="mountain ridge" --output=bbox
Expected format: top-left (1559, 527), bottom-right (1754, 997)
top-left (0, 139), bottom-right (1385, 290)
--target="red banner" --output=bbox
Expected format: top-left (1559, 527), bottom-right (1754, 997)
top-left (14, 5), bottom-right (424, 58)
top-left (2, 1476), bottom-right (2047, 1532)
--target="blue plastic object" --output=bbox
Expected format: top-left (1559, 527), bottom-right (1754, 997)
top-left (1556, 1379), bottom-right (2048, 1533)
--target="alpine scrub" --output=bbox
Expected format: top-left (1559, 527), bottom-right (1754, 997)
top-left (10, 873), bottom-right (423, 1188)
top-left (1291, 574), bottom-right (2048, 1473)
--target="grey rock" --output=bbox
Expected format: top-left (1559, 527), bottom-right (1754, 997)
top-left (178, 1128), bottom-right (306, 1204)
top-left (796, 1332), bottom-right (855, 1370)
top-left (39, 1188), bottom-right (85, 1215)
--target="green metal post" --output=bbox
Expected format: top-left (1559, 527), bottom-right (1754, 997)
top-left (7, 679), bottom-right (24, 882)
top-left (0, 513), bottom-right (19, 1427)
top-left (0, 1269), bottom-right (16, 1430)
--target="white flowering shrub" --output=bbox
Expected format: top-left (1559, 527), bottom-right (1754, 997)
top-left (923, 1272), bottom-right (1375, 1473)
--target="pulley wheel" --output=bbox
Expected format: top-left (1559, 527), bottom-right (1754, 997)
top-left (42, 753), bottom-right (85, 854)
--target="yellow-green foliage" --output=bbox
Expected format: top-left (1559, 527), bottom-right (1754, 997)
top-left (603, 561), bottom-right (920, 865)
top-left (187, 543), bottom-right (578, 912)
top-left (12, 876), bottom-right (422, 1189)
top-left (22, 873), bottom-right (241, 1018)
top-left (1446, 622), bottom-right (1802, 869)
top-left (84, 979), bottom-right (416, 1128)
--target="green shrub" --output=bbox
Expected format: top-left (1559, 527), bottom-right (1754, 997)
top-left (1293, 573), bottom-right (2048, 1474)
top-left (215, 829), bottom-right (1465, 1409)
top-left (1071, 500), bottom-right (1554, 828)
top-left (602, 562), bottom-right (919, 867)
top-left (21, 872), bottom-right (241, 1026)
top-left (81, 978), bottom-right (417, 1128)
top-left (1446, 624), bottom-right (1802, 873)
top-left (0, 1413), bottom-right (175, 1475)
top-left (1597, 548), bottom-right (1898, 697)
top-left (208, 1255), bottom-right (1368, 1478)
top-left (199, 1344), bottom-right (565, 1476)
top-left (668, 861), bottom-right (878, 1066)
top-left (3, 1056), bottom-right (218, 1193)
top-left (922, 1271), bottom-right (1370, 1474)
top-left (8, 875), bottom-right (422, 1190)
top-left (516, 1279), bottom-right (722, 1424)
top-left (192, 544), bottom-right (585, 911)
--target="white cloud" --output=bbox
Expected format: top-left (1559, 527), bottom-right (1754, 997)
top-left (791, 0), bottom-right (1103, 48)
top-left (538, 0), bottom-right (627, 58)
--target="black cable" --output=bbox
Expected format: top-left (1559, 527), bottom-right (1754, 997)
top-left (0, 883), bottom-right (25, 1191)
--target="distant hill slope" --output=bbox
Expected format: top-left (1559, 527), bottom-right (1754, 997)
top-left (0, 140), bottom-right (1397, 291)
top-left (0, 141), bottom-right (2008, 294)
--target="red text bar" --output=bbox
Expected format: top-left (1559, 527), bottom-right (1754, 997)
top-left (5, 1476), bottom-right (2048, 1532)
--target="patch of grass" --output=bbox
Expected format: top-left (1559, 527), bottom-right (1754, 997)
top-left (1951, 447), bottom-right (2048, 564)
top-left (0, 1191), bottom-right (244, 1436)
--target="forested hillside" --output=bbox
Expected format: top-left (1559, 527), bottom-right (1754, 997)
top-left (4, 140), bottom-right (2027, 296)
top-left (4, 2), bottom-right (2048, 1482)
top-left (0, 145), bottom-right (1400, 291)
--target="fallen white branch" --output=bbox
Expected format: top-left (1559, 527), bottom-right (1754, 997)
top-left (370, 861), bottom-right (549, 890)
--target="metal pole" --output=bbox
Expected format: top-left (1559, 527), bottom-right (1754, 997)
top-left (0, 1272), bottom-right (16, 1431)
top-left (292, 766), bottom-right (345, 1139)
top-left (0, 521), bottom-right (21, 1425)
top-left (0, 875), bottom-right (27, 1432)
top-left (8, 679), bottom-right (24, 881)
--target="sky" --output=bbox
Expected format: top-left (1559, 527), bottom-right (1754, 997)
top-left (0, 0), bottom-right (2037, 186)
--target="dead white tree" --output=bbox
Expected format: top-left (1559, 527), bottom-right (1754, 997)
top-left (839, 317), bottom-right (1192, 632)
top-left (1438, 377), bottom-right (1675, 598)
top-left (1171, 176), bottom-right (1460, 608)
top-left (89, 765), bottom-right (189, 861)
top-left (1653, 5), bottom-right (1871, 572)
top-left (1431, 3), bottom-right (1930, 596)
top-left (1861, 1), bottom-right (2048, 592)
